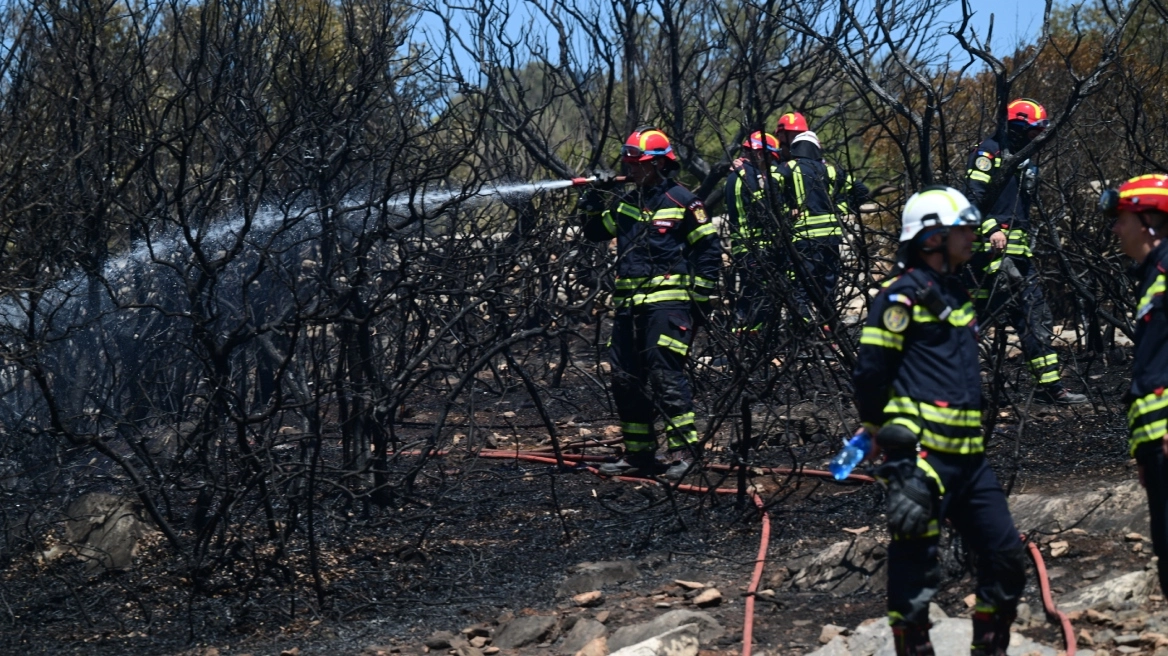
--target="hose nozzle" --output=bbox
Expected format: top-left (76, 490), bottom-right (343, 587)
top-left (570, 175), bottom-right (627, 187)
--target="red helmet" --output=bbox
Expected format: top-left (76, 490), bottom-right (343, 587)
top-left (1100, 174), bottom-right (1168, 217)
top-left (776, 112), bottom-right (809, 133)
top-left (742, 131), bottom-right (781, 156)
top-left (621, 127), bottom-right (676, 163)
top-left (1006, 98), bottom-right (1049, 130)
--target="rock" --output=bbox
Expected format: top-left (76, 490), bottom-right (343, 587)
top-left (469, 636), bottom-right (488, 648)
top-left (561, 619), bottom-right (608, 654)
top-left (805, 616), bottom-right (1057, 656)
top-left (449, 637), bottom-right (484, 656)
top-left (280, 649), bottom-right (300, 656)
top-left (609, 623), bottom-right (700, 656)
top-left (1049, 541), bottom-right (1070, 557)
top-left (767, 566), bottom-right (790, 588)
top-left (462, 625), bottom-right (491, 638)
top-left (46, 493), bottom-right (150, 572)
top-left (559, 561), bottom-right (641, 596)
top-left (674, 580), bottom-right (705, 590)
top-left (607, 610), bottom-right (723, 652)
top-left (574, 591), bottom-right (604, 607)
top-left (595, 611), bottom-right (610, 623)
top-left (362, 645), bottom-right (396, 656)
top-left (483, 649), bottom-right (500, 655)
top-left (1115, 634), bottom-right (1141, 645)
top-left (574, 637), bottom-right (607, 656)
top-left (1060, 571), bottom-right (1159, 612)
top-left (692, 588), bottom-right (721, 607)
top-left (494, 615), bottom-right (559, 650)
top-left (928, 603), bottom-right (949, 624)
top-left (964, 593), bottom-right (977, 608)
top-left (787, 537), bottom-right (888, 596)
top-left (425, 631), bottom-right (457, 649)
top-left (1010, 481), bottom-right (1149, 536)
top-left (820, 624), bottom-right (848, 644)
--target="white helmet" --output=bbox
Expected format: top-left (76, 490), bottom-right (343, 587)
top-left (899, 185), bottom-right (981, 243)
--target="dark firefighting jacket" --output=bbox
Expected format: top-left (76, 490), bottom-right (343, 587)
top-left (853, 265), bottom-right (984, 455)
top-left (580, 179), bottom-right (722, 308)
top-left (964, 135), bottom-right (1039, 270)
top-left (775, 140), bottom-right (868, 241)
top-left (1127, 239), bottom-right (1168, 454)
top-left (725, 161), bottom-right (782, 255)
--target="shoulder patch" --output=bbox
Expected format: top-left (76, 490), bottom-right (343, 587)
top-left (974, 156), bottom-right (993, 172)
top-left (688, 200), bottom-right (708, 223)
top-left (882, 304), bottom-right (911, 333)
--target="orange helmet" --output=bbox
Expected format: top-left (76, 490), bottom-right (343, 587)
top-left (621, 127), bottom-right (676, 163)
top-left (1006, 98), bottom-right (1049, 130)
top-left (1100, 174), bottom-right (1168, 217)
top-left (742, 131), bottom-right (781, 157)
top-left (776, 112), bottom-right (809, 133)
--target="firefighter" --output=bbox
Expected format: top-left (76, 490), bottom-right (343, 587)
top-left (1100, 174), bottom-right (1168, 593)
top-left (964, 98), bottom-right (1087, 404)
top-left (773, 126), bottom-right (868, 322)
top-left (854, 186), bottom-right (1027, 656)
top-left (725, 131), bottom-right (782, 331)
top-left (577, 126), bottom-right (722, 480)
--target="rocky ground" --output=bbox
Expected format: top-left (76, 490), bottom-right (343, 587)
top-left (4, 346), bottom-right (1159, 656)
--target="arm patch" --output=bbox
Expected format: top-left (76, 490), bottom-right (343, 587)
top-left (688, 199), bottom-right (709, 223)
top-left (882, 303), bottom-right (911, 333)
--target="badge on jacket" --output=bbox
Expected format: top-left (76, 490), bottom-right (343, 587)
top-left (688, 200), bottom-right (708, 223)
top-left (882, 304), bottom-right (910, 333)
top-left (974, 156), bottom-right (993, 172)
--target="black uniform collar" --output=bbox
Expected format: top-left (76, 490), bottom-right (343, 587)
top-left (789, 140), bottom-right (823, 160)
top-left (1134, 239), bottom-right (1168, 280)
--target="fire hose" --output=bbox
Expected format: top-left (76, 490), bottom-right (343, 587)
top-left (396, 447), bottom-right (1074, 654)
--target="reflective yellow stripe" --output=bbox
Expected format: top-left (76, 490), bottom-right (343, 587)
top-left (885, 397), bottom-right (983, 455)
top-left (860, 326), bottom-right (905, 351)
top-left (884, 398), bottom-right (980, 426)
top-left (617, 202), bottom-right (640, 220)
top-left (621, 422), bottom-right (651, 435)
top-left (1029, 354), bottom-right (1058, 368)
top-left (693, 276), bottom-right (716, 290)
top-left (615, 275), bottom-right (692, 290)
top-left (601, 210), bottom-right (617, 236)
top-left (666, 411), bottom-right (695, 427)
top-left (688, 223), bottom-right (718, 243)
top-left (654, 208), bottom-right (686, 220)
top-left (1138, 273), bottom-right (1167, 310)
top-left (791, 161), bottom-right (806, 206)
top-left (657, 334), bottom-right (690, 356)
top-left (1129, 391), bottom-right (1168, 454)
top-left (916, 457), bottom-right (946, 495)
top-left (614, 289), bottom-right (693, 306)
top-left (911, 303), bottom-right (976, 327)
top-left (792, 225), bottom-right (842, 240)
top-left (968, 170), bottom-right (992, 183)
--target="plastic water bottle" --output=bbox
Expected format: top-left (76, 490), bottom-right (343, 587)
top-left (829, 430), bottom-right (872, 481)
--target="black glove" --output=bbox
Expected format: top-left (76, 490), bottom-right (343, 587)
top-left (592, 169), bottom-right (622, 190)
top-left (576, 188), bottom-right (605, 214)
top-left (875, 456), bottom-right (936, 538)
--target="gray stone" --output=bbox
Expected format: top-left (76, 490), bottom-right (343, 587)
top-left (558, 560), bottom-right (641, 596)
top-left (560, 619), bottom-right (607, 654)
top-left (1060, 571), bottom-right (1158, 612)
top-left (424, 630), bottom-right (457, 649)
top-left (807, 617), bottom-right (1057, 656)
top-left (494, 615), bottom-right (559, 650)
top-left (48, 493), bottom-right (149, 572)
top-left (607, 610), bottom-right (723, 652)
top-left (1010, 481), bottom-right (1149, 536)
top-left (609, 623), bottom-right (700, 656)
top-left (787, 537), bottom-right (887, 596)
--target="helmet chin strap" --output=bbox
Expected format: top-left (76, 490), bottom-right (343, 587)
top-left (914, 227), bottom-right (951, 274)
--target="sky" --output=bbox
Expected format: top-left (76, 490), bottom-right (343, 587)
top-left (937, 0), bottom-right (1050, 53)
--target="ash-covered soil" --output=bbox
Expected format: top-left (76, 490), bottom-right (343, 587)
top-left (0, 344), bottom-right (1149, 656)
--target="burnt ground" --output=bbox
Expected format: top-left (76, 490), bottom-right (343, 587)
top-left (0, 342), bottom-right (1147, 656)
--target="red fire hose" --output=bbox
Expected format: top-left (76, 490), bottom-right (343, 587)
top-left (398, 446), bottom-right (1074, 655)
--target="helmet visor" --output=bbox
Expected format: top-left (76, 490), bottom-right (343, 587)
top-left (1099, 189), bottom-right (1120, 217)
top-left (621, 143), bottom-right (672, 161)
top-left (955, 205), bottom-right (982, 227)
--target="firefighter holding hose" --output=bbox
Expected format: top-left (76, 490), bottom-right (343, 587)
top-left (576, 126), bottom-right (722, 480)
top-left (853, 186), bottom-right (1027, 656)
top-left (1100, 174), bottom-right (1168, 594)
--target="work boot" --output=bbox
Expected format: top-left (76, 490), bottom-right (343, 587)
top-left (1034, 385), bottom-right (1088, 405)
top-left (891, 623), bottom-right (935, 656)
top-left (663, 447), bottom-right (702, 481)
top-left (598, 453), bottom-right (663, 477)
top-left (971, 610), bottom-right (1015, 656)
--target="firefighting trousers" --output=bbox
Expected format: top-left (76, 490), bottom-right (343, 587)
top-left (970, 256), bottom-right (1061, 387)
top-left (734, 252), bottom-right (776, 332)
top-left (1135, 440), bottom-right (1168, 595)
top-left (788, 236), bottom-right (841, 321)
top-left (608, 304), bottom-right (699, 454)
top-left (888, 451), bottom-right (1025, 629)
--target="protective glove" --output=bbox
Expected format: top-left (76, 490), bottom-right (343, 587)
top-left (592, 169), bottom-right (622, 190)
top-left (576, 188), bottom-right (605, 214)
top-left (875, 456), bottom-right (936, 538)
